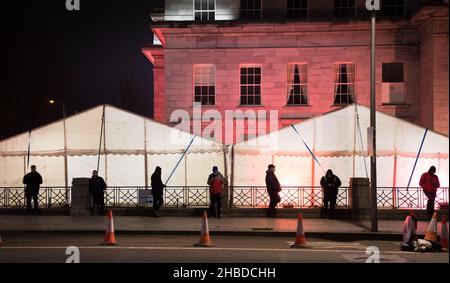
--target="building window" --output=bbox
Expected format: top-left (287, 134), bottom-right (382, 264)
top-left (240, 0), bottom-right (262, 20)
top-left (194, 65), bottom-right (216, 105)
top-left (334, 0), bottom-right (356, 18)
top-left (287, 64), bottom-right (308, 105)
top-left (287, 0), bottom-right (308, 19)
top-left (381, 0), bottom-right (405, 17)
top-left (240, 66), bottom-right (261, 105)
top-left (194, 0), bottom-right (215, 21)
top-left (333, 63), bottom-right (355, 105)
top-left (382, 63), bottom-right (405, 104)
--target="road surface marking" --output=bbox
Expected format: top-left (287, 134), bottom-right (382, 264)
top-left (0, 246), bottom-right (426, 255)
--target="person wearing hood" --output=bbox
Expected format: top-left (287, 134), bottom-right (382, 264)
top-left (207, 166), bottom-right (224, 218)
top-left (151, 166), bottom-right (166, 216)
top-left (320, 169), bottom-right (342, 219)
top-left (265, 164), bottom-right (281, 217)
top-left (419, 166), bottom-right (440, 218)
top-left (89, 170), bottom-right (107, 215)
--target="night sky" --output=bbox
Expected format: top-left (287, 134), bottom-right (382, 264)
top-left (0, 0), bottom-right (163, 139)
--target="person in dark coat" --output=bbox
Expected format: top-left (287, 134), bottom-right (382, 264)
top-left (265, 164), bottom-right (281, 217)
top-left (23, 165), bottom-right (43, 214)
top-left (151, 166), bottom-right (166, 216)
top-left (419, 166), bottom-right (440, 218)
top-left (89, 170), bottom-right (107, 215)
top-left (320, 169), bottom-right (342, 219)
top-left (207, 166), bottom-right (224, 218)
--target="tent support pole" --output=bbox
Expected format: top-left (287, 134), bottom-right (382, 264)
top-left (229, 145), bottom-right (235, 208)
top-left (144, 119), bottom-right (148, 189)
top-left (103, 111), bottom-right (108, 184)
top-left (63, 112), bottom-right (69, 204)
top-left (97, 106), bottom-right (106, 173)
top-left (311, 156), bottom-right (315, 208)
top-left (223, 145), bottom-right (229, 209)
top-left (392, 154), bottom-right (398, 208)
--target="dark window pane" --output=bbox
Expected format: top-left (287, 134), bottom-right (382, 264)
top-left (195, 0), bottom-right (201, 10)
top-left (248, 75), bottom-right (254, 84)
top-left (287, 10), bottom-right (293, 19)
top-left (241, 75), bottom-right (247, 84)
top-left (195, 12), bottom-right (201, 21)
top-left (287, 95), bottom-right (294, 105)
top-left (195, 86), bottom-right (201, 95)
top-left (382, 63), bottom-right (404, 82)
top-left (255, 75), bottom-right (261, 84)
top-left (255, 68), bottom-right (261, 75)
top-left (255, 0), bottom-right (261, 9)
top-left (202, 0), bottom-right (207, 10)
top-left (288, 0), bottom-right (294, 9)
top-left (209, 86), bottom-right (215, 95)
top-left (248, 68), bottom-right (254, 75)
top-left (241, 86), bottom-right (247, 95)
top-left (201, 86), bottom-right (207, 95)
top-left (255, 86), bottom-right (261, 95)
top-left (208, 0), bottom-right (215, 10)
top-left (301, 0), bottom-right (307, 9)
top-left (241, 96), bottom-right (247, 105)
top-left (248, 96), bottom-right (254, 105)
top-left (195, 95), bottom-right (201, 102)
top-left (241, 68), bottom-right (247, 75)
top-left (241, 0), bottom-right (248, 9)
top-left (209, 12), bottom-right (215, 20)
top-left (255, 96), bottom-right (261, 105)
top-left (210, 96), bottom-right (215, 105)
top-left (248, 86), bottom-right (254, 95)
top-left (301, 95), bottom-right (308, 105)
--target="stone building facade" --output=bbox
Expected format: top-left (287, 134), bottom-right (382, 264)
top-left (143, 0), bottom-right (449, 143)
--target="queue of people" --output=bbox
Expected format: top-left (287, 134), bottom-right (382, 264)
top-left (22, 165), bottom-right (441, 219)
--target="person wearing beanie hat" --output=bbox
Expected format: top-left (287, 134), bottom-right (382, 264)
top-left (207, 166), bottom-right (224, 218)
top-left (151, 166), bottom-right (166, 216)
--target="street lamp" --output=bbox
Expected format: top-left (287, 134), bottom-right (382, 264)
top-left (365, 0), bottom-right (379, 232)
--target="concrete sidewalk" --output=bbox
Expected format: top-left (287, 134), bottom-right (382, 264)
top-left (0, 215), bottom-right (434, 241)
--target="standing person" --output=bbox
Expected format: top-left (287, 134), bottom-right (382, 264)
top-left (207, 166), bottom-right (224, 218)
top-left (151, 166), bottom-right (166, 216)
top-left (89, 170), bottom-right (107, 215)
top-left (265, 164), bottom-right (281, 217)
top-left (419, 166), bottom-right (440, 218)
top-left (320, 169), bottom-right (342, 219)
top-left (23, 165), bottom-right (43, 215)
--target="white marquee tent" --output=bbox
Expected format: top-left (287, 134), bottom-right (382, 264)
top-left (0, 105), bottom-right (226, 188)
top-left (232, 104), bottom-right (449, 188)
top-left (1, 104), bottom-right (448, 192)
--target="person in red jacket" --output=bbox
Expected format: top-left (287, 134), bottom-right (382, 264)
top-left (419, 166), bottom-right (440, 217)
top-left (207, 166), bottom-right (224, 218)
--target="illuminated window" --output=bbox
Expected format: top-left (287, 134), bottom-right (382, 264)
top-left (334, 0), bottom-right (356, 18)
top-left (381, 0), bottom-right (405, 17)
top-left (287, 0), bottom-right (308, 19)
top-left (194, 0), bottom-right (215, 21)
top-left (194, 65), bottom-right (216, 106)
top-left (240, 0), bottom-right (262, 20)
top-left (333, 63), bottom-right (355, 105)
top-left (287, 64), bottom-right (308, 105)
top-left (240, 66), bottom-right (261, 105)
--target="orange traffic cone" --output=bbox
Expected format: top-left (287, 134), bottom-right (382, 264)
top-left (402, 214), bottom-right (416, 246)
top-left (194, 211), bottom-right (214, 247)
top-left (440, 215), bottom-right (448, 252)
top-left (104, 210), bottom-right (117, 245)
top-left (424, 212), bottom-right (438, 243)
top-left (291, 213), bottom-right (308, 248)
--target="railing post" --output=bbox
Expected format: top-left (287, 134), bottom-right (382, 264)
top-left (70, 178), bottom-right (91, 216)
top-left (349, 178), bottom-right (371, 220)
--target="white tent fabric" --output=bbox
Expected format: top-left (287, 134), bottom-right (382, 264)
top-left (233, 104), bottom-right (449, 188)
top-left (0, 105), bottom-right (225, 187)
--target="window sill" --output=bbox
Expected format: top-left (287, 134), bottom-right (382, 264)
top-left (285, 104), bottom-right (310, 107)
top-left (380, 103), bottom-right (408, 107)
top-left (238, 104), bottom-right (264, 107)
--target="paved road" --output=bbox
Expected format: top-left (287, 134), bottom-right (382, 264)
top-left (0, 235), bottom-right (448, 263)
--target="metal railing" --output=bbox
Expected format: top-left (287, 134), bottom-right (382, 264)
top-left (0, 186), bottom-right (447, 210)
top-left (231, 186), bottom-right (349, 208)
top-left (0, 187), bottom-right (71, 208)
top-left (377, 187), bottom-right (449, 209)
